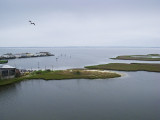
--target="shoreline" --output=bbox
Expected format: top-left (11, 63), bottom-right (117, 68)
top-left (0, 69), bottom-right (121, 86)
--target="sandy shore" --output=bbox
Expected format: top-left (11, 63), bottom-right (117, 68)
top-left (84, 69), bottom-right (125, 77)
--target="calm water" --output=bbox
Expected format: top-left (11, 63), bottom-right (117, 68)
top-left (0, 47), bottom-right (160, 120)
top-left (0, 47), bottom-right (160, 70)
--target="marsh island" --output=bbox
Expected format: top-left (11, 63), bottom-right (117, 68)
top-left (111, 54), bottom-right (160, 61)
top-left (85, 63), bottom-right (160, 72)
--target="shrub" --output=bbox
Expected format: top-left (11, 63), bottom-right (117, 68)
top-left (35, 70), bottom-right (43, 74)
top-left (46, 69), bottom-right (51, 72)
top-left (74, 70), bottom-right (81, 75)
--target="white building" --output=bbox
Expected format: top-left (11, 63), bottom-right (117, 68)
top-left (14, 54), bottom-right (22, 58)
top-left (0, 64), bottom-right (16, 79)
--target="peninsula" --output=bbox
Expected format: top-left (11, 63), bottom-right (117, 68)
top-left (0, 69), bottom-right (121, 86)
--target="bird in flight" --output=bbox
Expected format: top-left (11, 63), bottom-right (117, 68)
top-left (29, 20), bottom-right (35, 25)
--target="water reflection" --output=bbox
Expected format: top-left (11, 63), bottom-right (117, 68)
top-left (0, 84), bottom-right (17, 96)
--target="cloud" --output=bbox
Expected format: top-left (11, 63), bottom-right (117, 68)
top-left (0, 0), bottom-right (160, 47)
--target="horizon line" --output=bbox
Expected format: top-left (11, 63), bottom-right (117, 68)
top-left (0, 46), bottom-right (160, 48)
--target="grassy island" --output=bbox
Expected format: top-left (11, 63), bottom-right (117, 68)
top-left (85, 63), bottom-right (160, 72)
top-left (0, 60), bottom-right (8, 64)
top-left (111, 54), bottom-right (160, 61)
top-left (0, 69), bottom-right (121, 86)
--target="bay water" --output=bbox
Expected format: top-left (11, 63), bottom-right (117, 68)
top-left (0, 47), bottom-right (160, 120)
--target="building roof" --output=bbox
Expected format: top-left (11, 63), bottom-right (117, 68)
top-left (0, 64), bottom-right (15, 69)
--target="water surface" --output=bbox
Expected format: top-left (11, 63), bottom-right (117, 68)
top-left (0, 47), bottom-right (160, 70)
top-left (0, 47), bottom-right (160, 120)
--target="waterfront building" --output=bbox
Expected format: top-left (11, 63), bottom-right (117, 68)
top-left (14, 54), bottom-right (22, 58)
top-left (0, 65), bottom-right (16, 79)
top-left (39, 52), bottom-right (47, 56)
top-left (34, 53), bottom-right (41, 57)
top-left (21, 53), bottom-right (28, 58)
top-left (1, 53), bottom-right (16, 59)
top-left (39, 52), bottom-right (54, 56)
top-left (26, 53), bottom-right (34, 57)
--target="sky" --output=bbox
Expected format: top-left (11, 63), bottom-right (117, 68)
top-left (0, 0), bottom-right (160, 47)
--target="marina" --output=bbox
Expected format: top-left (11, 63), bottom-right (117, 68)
top-left (0, 52), bottom-right (54, 60)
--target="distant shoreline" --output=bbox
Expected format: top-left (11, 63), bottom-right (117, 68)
top-left (0, 52), bottom-right (54, 60)
top-left (111, 54), bottom-right (160, 61)
top-left (85, 63), bottom-right (160, 72)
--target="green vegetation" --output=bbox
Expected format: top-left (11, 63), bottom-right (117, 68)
top-left (0, 60), bottom-right (8, 64)
top-left (111, 54), bottom-right (160, 61)
top-left (0, 69), bottom-right (121, 86)
top-left (85, 63), bottom-right (160, 72)
top-left (0, 77), bottom-right (25, 86)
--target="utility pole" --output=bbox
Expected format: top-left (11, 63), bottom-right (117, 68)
top-left (38, 62), bottom-right (40, 70)
top-left (52, 65), bottom-right (53, 71)
top-left (14, 62), bottom-right (16, 68)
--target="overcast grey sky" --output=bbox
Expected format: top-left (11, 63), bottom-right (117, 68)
top-left (0, 0), bottom-right (160, 47)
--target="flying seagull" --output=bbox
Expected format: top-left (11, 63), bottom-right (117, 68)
top-left (31, 22), bottom-right (35, 25)
top-left (29, 20), bottom-right (35, 25)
